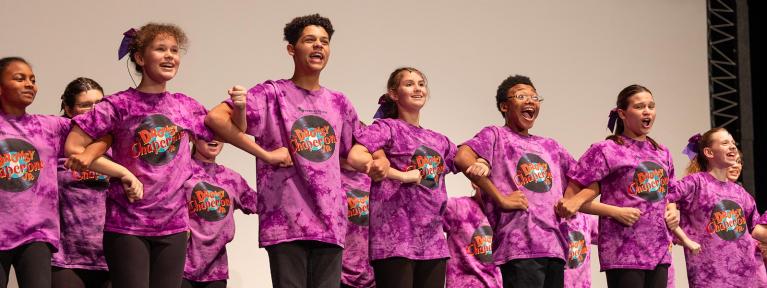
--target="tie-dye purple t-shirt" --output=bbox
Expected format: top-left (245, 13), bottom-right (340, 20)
top-left (669, 172), bottom-right (767, 287)
top-left (462, 126), bottom-right (573, 265)
top-left (1, 113), bottom-right (69, 251)
top-left (561, 213), bottom-right (598, 288)
top-left (183, 159), bottom-right (257, 282)
top-left (354, 118), bottom-right (457, 261)
top-left (72, 88), bottom-right (212, 236)
top-left (224, 79), bottom-right (359, 247)
top-left (568, 137), bottom-right (674, 271)
top-left (52, 152), bottom-right (111, 271)
top-left (340, 169), bottom-right (374, 288)
top-left (443, 196), bottom-right (502, 288)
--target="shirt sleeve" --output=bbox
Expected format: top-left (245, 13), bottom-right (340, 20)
top-left (461, 126), bottom-right (497, 168)
top-left (337, 95), bottom-right (361, 158)
top-left (234, 174), bottom-right (258, 215)
top-left (72, 99), bottom-right (119, 140)
top-left (354, 119), bottom-right (393, 153)
top-left (568, 143), bottom-right (611, 188)
top-left (224, 82), bottom-right (272, 139)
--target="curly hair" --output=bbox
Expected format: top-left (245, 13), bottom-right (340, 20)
top-left (128, 23), bottom-right (188, 74)
top-left (495, 75), bottom-right (534, 118)
top-left (283, 14), bottom-right (334, 45)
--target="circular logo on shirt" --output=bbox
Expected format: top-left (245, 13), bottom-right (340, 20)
top-left (188, 181), bottom-right (232, 222)
top-left (346, 188), bottom-right (370, 226)
top-left (706, 199), bottom-right (747, 241)
top-left (289, 115), bottom-right (336, 162)
top-left (69, 169), bottom-right (110, 191)
top-left (567, 231), bottom-right (589, 269)
top-left (130, 115), bottom-right (183, 165)
top-left (628, 161), bottom-right (669, 202)
top-left (467, 225), bottom-right (494, 263)
top-left (515, 153), bottom-right (553, 193)
top-left (0, 138), bottom-right (43, 192)
top-left (409, 145), bottom-right (446, 189)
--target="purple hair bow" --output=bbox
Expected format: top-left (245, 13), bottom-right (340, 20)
top-left (372, 94), bottom-right (388, 119)
top-left (117, 28), bottom-right (137, 60)
top-left (607, 108), bottom-right (619, 132)
top-left (682, 133), bottom-right (702, 159)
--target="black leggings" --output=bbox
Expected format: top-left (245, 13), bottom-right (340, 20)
top-left (499, 257), bottom-right (565, 288)
top-left (103, 231), bottom-right (187, 288)
top-left (265, 240), bottom-right (343, 288)
top-left (371, 257), bottom-right (446, 288)
top-left (606, 265), bottom-right (669, 288)
top-left (52, 267), bottom-right (110, 288)
top-left (0, 242), bottom-right (52, 288)
top-left (181, 279), bottom-right (227, 288)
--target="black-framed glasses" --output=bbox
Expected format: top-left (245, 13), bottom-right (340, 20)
top-left (508, 94), bottom-right (543, 102)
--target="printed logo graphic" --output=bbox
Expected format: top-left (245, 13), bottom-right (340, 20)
top-left (346, 188), bottom-right (370, 226)
top-left (515, 153), bottom-right (553, 193)
top-left (290, 115), bottom-right (336, 162)
top-left (467, 225), bottom-right (494, 263)
top-left (628, 161), bottom-right (669, 202)
top-left (188, 181), bottom-right (232, 222)
top-left (567, 231), bottom-right (588, 269)
top-left (409, 145), bottom-right (446, 189)
top-left (69, 169), bottom-right (110, 191)
top-left (707, 199), bottom-right (747, 241)
top-left (0, 138), bottom-right (43, 192)
top-left (130, 115), bottom-right (184, 165)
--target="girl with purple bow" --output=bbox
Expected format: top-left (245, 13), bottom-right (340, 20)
top-left (53, 77), bottom-right (112, 288)
top-left (347, 67), bottom-right (458, 288)
top-left (669, 128), bottom-right (767, 287)
top-left (557, 84), bottom-right (678, 288)
top-left (65, 23), bottom-right (213, 288)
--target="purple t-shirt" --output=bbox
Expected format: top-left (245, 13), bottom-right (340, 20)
top-left (340, 169), bottom-right (374, 288)
top-left (226, 79), bottom-right (359, 247)
top-left (183, 159), bottom-right (257, 282)
top-left (1, 113), bottom-right (69, 251)
top-left (52, 153), bottom-right (111, 270)
top-left (443, 196), bottom-right (502, 288)
top-left (669, 172), bottom-right (767, 287)
top-left (72, 88), bottom-right (212, 236)
top-left (568, 137), bottom-right (674, 270)
top-left (355, 118), bottom-right (457, 261)
top-left (462, 126), bottom-right (573, 265)
top-left (561, 213), bottom-right (598, 288)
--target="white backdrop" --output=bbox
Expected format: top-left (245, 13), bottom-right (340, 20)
top-left (1, 0), bottom-right (708, 287)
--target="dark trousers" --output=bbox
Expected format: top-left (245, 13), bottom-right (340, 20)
top-left (103, 231), bottom-right (187, 288)
top-left (181, 279), bottom-right (227, 288)
top-left (265, 240), bottom-right (343, 288)
top-left (52, 267), bottom-right (110, 288)
top-left (371, 257), bottom-right (447, 288)
top-left (500, 257), bottom-right (565, 288)
top-left (606, 265), bottom-right (669, 288)
top-left (0, 242), bottom-right (52, 288)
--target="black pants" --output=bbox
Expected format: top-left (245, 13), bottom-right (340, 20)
top-left (0, 242), bottom-right (52, 288)
top-left (103, 231), bottom-right (187, 288)
top-left (265, 240), bottom-right (343, 288)
top-left (52, 267), bottom-right (110, 288)
top-left (499, 257), bottom-right (565, 288)
top-left (181, 279), bottom-right (227, 288)
top-left (606, 265), bottom-right (669, 288)
top-left (371, 257), bottom-right (446, 288)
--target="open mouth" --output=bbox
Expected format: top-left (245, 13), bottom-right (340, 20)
top-left (207, 142), bottom-right (220, 148)
top-left (726, 151), bottom-right (737, 158)
top-left (521, 106), bottom-right (536, 120)
top-left (160, 62), bottom-right (175, 69)
top-left (641, 117), bottom-right (652, 128)
top-left (309, 52), bottom-right (324, 62)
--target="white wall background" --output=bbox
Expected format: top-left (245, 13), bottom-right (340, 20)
top-left (1, 0), bottom-right (708, 287)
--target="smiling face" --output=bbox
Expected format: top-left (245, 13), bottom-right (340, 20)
top-left (500, 84), bottom-right (540, 134)
top-left (703, 130), bottom-right (739, 170)
top-left (65, 89), bottom-right (104, 117)
top-left (288, 25), bottom-right (330, 74)
top-left (389, 70), bottom-right (428, 113)
top-left (727, 154), bottom-right (742, 182)
top-left (0, 60), bottom-right (37, 110)
top-left (134, 33), bottom-right (180, 84)
top-left (619, 91), bottom-right (656, 138)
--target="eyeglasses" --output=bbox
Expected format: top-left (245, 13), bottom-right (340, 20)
top-left (74, 100), bottom-right (102, 109)
top-left (508, 94), bottom-right (544, 102)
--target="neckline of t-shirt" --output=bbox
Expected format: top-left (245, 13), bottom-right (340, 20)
top-left (701, 170), bottom-right (731, 185)
top-left (128, 87), bottom-right (170, 97)
top-left (502, 125), bottom-right (537, 139)
top-left (284, 79), bottom-right (326, 96)
top-left (0, 111), bottom-right (31, 121)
